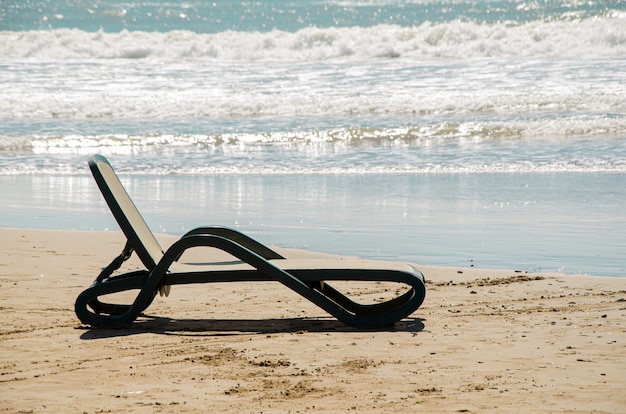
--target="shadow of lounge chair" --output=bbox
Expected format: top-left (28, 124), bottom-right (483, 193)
top-left (75, 154), bottom-right (426, 329)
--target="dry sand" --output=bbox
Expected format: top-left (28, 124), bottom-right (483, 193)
top-left (1, 227), bottom-right (624, 413)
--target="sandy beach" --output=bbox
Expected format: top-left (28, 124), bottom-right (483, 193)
top-left (1, 227), bottom-right (624, 413)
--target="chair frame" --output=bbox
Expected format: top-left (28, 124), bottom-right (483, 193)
top-left (75, 154), bottom-right (426, 329)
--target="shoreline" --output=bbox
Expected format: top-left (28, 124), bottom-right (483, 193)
top-left (2, 172), bottom-right (625, 277)
top-left (1, 227), bottom-right (624, 412)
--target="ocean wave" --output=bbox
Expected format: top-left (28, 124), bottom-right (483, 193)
top-left (2, 123), bottom-right (625, 175)
top-left (2, 118), bottom-right (624, 152)
top-left (2, 15), bottom-right (625, 60)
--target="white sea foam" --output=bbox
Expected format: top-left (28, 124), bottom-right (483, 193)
top-left (1, 57), bottom-right (624, 122)
top-left (0, 119), bottom-right (623, 174)
top-left (0, 118), bottom-right (620, 153)
top-left (1, 16), bottom-right (625, 61)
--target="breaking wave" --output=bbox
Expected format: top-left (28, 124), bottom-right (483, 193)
top-left (2, 15), bottom-right (625, 61)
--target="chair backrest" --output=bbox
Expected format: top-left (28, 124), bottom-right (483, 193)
top-left (89, 154), bottom-right (164, 270)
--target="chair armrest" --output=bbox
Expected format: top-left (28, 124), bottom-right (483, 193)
top-left (178, 226), bottom-right (284, 260)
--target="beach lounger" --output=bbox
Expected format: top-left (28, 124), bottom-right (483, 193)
top-left (75, 154), bottom-right (426, 329)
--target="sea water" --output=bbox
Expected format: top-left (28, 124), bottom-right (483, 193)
top-left (1, 0), bottom-right (625, 275)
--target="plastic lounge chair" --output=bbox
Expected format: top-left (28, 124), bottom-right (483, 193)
top-left (75, 154), bottom-right (426, 329)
